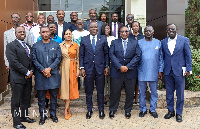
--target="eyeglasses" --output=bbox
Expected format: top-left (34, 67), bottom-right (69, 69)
top-left (26, 15), bottom-right (33, 18)
top-left (127, 17), bottom-right (134, 19)
top-left (76, 22), bottom-right (84, 25)
top-left (12, 17), bottom-right (21, 19)
top-left (120, 31), bottom-right (129, 33)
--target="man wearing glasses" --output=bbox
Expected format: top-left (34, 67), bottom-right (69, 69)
top-left (126, 14), bottom-right (142, 34)
top-left (21, 12), bottom-right (37, 31)
top-left (4, 13), bottom-right (30, 73)
top-left (109, 26), bottom-right (141, 119)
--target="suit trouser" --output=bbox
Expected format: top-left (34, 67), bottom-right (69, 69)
top-left (110, 73), bottom-right (136, 113)
top-left (165, 70), bottom-right (185, 115)
top-left (10, 80), bottom-right (32, 126)
top-left (139, 81), bottom-right (158, 112)
top-left (85, 67), bottom-right (105, 111)
top-left (37, 88), bottom-right (59, 117)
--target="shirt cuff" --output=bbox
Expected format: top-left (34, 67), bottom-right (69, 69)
top-left (189, 71), bottom-right (192, 74)
top-left (80, 67), bottom-right (84, 69)
top-left (26, 70), bottom-right (30, 76)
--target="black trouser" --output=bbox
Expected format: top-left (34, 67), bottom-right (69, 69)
top-left (37, 88), bottom-right (59, 118)
top-left (11, 80), bottom-right (32, 126)
top-left (109, 73), bottom-right (136, 113)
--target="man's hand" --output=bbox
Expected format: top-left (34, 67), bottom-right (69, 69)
top-left (158, 72), bottom-right (163, 79)
top-left (81, 68), bottom-right (86, 77)
top-left (184, 71), bottom-right (190, 77)
top-left (6, 66), bottom-right (9, 71)
top-left (104, 67), bottom-right (109, 76)
top-left (25, 71), bottom-right (34, 79)
top-left (42, 68), bottom-right (52, 78)
top-left (120, 66), bottom-right (128, 73)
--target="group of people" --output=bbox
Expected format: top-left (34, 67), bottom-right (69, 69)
top-left (4, 8), bottom-right (192, 129)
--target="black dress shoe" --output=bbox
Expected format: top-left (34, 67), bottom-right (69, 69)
top-left (39, 116), bottom-right (47, 125)
top-left (13, 123), bottom-right (26, 129)
top-left (149, 111), bottom-right (158, 118)
top-left (176, 114), bottom-right (183, 122)
top-left (139, 111), bottom-right (147, 117)
top-left (109, 111), bottom-right (115, 119)
top-left (50, 115), bottom-right (58, 123)
top-left (20, 117), bottom-right (36, 123)
top-left (164, 111), bottom-right (175, 119)
top-left (86, 111), bottom-right (93, 119)
top-left (99, 110), bottom-right (105, 119)
top-left (125, 112), bottom-right (131, 119)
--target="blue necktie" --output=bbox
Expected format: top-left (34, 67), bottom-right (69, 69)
top-left (22, 42), bottom-right (30, 58)
top-left (92, 36), bottom-right (95, 52)
top-left (123, 40), bottom-right (127, 56)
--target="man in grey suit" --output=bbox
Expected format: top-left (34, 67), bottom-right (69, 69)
top-left (4, 13), bottom-right (30, 70)
top-left (84, 9), bottom-right (104, 35)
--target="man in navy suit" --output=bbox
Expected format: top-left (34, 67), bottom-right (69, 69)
top-left (109, 26), bottom-right (141, 119)
top-left (84, 9), bottom-right (104, 35)
top-left (79, 22), bottom-right (109, 119)
top-left (55, 10), bottom-right (71, 40)
top-left (162, 24), bottom-right (192, 122)
top-left (109, 13), bottom-right (124, 38)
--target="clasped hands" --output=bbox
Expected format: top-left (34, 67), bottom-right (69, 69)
top-left (25, 70), bottom-right (33, 79)
top-left (42, 67), bottom-right (52, 78)
top-left (120, 66), bottom-right (128, 73)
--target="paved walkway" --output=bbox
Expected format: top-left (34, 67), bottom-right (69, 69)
top-left (0, 102), bottom-right (199, 129)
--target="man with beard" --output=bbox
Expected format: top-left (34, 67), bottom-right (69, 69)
top-left (21, 12), bottom-right (37, 31)
top-left (162, 24), bottom-right (192, 122)
top-left (55, 10), bottom-right (71, 41)
top-left (28, 14), bottom-right (46, 46)
top-left (84, 9), bottom-right (104, 35)
top-left (109, 13), bottom-right (123, 38)
top-left (47, 15), bottom-right (55, 24)
top-left (4, 13), bottom-right (30, 73)
top-left (68, 12), bottom-right (78, 31)
top-left (79, 22), bottom-right (109, 119)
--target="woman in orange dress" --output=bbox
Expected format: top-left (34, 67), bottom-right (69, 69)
top-left (59, 29), bottom-right (79, 120)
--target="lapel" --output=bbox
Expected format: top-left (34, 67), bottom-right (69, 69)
top-left (117, 39), bottom-right (124, 56)
top-left (164, 38), bottom-right (171, 56)
top-left (125, 38), bottom-right (132, 57)
top-left (95, 35), bottom-right (101, 53)
top-left (85, 35), bottom-right (93, 54)
top-left (172, 35), bottom-right (181, 55)
top-left (15, 39), bottom-right (30, 59)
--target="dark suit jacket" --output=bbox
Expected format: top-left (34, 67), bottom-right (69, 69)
top-left (109, 22), bottom-right (124, 38)
top-left (79, 34), bottom-right (109, 75)
top-left (162, 35), bottom-right (192, 76)
top-left (84, 20), bottom-right (104, 35)
top-left (55, 21), bottom-right (71, 41)
top-left (6, 39), bottom-right (32, 84)
top-left (109, 38), bottom-right (141, 79)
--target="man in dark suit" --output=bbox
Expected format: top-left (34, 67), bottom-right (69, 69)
top-left (84, 9), bottom-right (104, 35)
top-left (80, 22), bottom-right (109, 119)
top-left (6, 26), bottom-right (36, 129)
top-left (109, 26), bottom-right (141, 119)
top-left (162, 24), bottom-right (192, 122)
top-left (55, 10), bottom-right (71, 40)
top-left (109, 13), bottom-right (124, 38)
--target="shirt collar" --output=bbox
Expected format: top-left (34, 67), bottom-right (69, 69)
top-left (90, 34), bottom-right (97, 40)
top-left (121, 38), bottom-right (128, 43)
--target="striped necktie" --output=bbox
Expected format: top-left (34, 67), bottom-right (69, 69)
top-left (22, 42), bottom-right (30, 58)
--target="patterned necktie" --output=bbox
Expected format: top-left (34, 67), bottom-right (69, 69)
top-left (123, 40), bottom-right (127, 56)
top-left (92, 36), bottom-right (95, 52)
top-left (114, 23), bottom-right (116, 37)
top-left (22, 42), bottom-right (30, 58)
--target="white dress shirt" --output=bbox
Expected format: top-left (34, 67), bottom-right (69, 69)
top-left (121, 38), bottom-right (128, 48)
top-left (29, 25), bottom-right (41, 45)
top-left (112, 22), bottom-right (118, 38)
top-left (58, 24), bottom-right (63, 38)
top-left (168, 34), bottom-right (177, 55)
top-left (90, 35), bottom-right (97, 45)
top-left (107, 36), bottom-right (116, 47)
